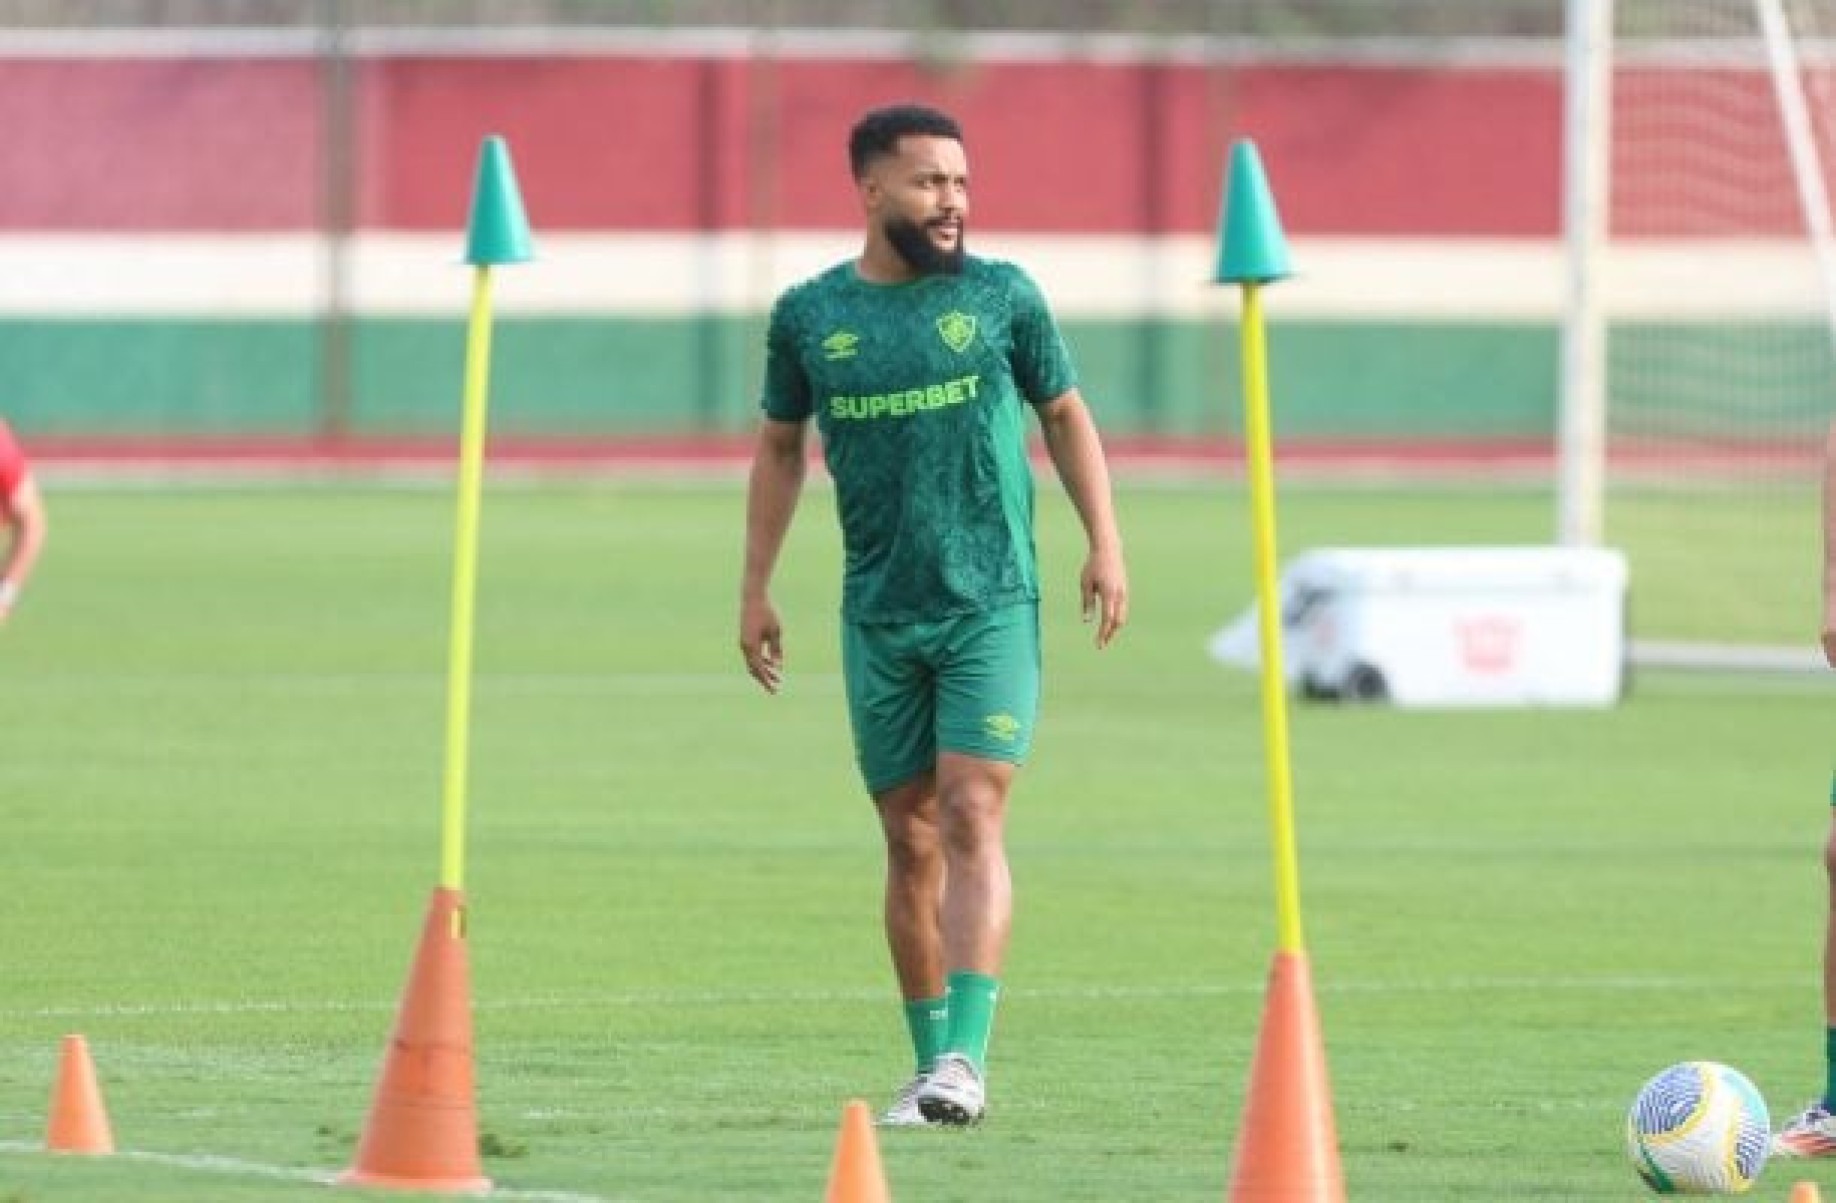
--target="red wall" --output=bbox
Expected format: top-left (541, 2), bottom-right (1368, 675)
top-left (0, 58), bottom-right (323, 229)
top-left (2, 50), bottom-right (1790, 238)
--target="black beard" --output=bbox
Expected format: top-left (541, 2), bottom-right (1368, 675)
top-left (884, 214), bottom-right (966, 276)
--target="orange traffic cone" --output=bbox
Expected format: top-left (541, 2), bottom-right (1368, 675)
top-left (824, 1099), bottom-right (891, 1203)
top-left (338, 886), bottom-right (490, 1193)
top-left (1790, 1183), bottom-right (1824, 1203)
top-left (45, 1033), bottom-right (114, 1154)
top-left (1227, 950), bottom-right (1345, 1201)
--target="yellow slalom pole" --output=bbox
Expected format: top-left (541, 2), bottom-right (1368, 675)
top-left (340, 135), bottom-right (528, 1194)
top-left (1217, 138), bottom-right (1345, 1203)
top-left (1238, 283), bottom-right (1306, 955)
top-left (439, 265), bottom-right (496, 893)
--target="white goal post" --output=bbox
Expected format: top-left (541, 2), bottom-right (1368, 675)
top-left (1559, 0), bottom-right (1615, 547)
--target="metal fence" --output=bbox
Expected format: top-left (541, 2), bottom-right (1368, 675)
top-left (1, 1), bottom-right (1569, 38)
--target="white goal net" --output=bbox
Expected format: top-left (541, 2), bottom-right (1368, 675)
top-left (1565, 0), bottom-right (1836, 652)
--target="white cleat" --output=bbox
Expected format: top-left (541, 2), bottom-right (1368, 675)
top-left (1774, 1100), bottom-right (1836, 1158)
top-left (916, 1052), bottom-right (985, 1126)
top-left (876, 1074), bottom-right (933, 1127)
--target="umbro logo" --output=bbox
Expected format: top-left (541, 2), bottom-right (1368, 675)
top-left (983, 712), bottom-right (1021, 743)
top-left (822, 330), bottom-right (860, 360)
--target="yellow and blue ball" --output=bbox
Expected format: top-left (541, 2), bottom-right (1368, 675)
top-left (1626, 1061), bottom-right (1770, 1195)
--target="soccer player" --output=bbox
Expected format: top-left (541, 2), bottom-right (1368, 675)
top-left (0, 416), bottom-right (46, 624)
top-left (738, 103), bottom-right (1128, 1127)
top-left (1774, 418), bottom-right (1836, 1157)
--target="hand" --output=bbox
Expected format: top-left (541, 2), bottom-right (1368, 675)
top-left (740, 596), bottom-right (785, 693)
top-left (1081, 546), bottom-right (1129, 649)
top-left (1823, 626), bottom-right (1836, 669)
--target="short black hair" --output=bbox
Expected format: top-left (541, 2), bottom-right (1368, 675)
top-left (848, 103), bottom-right (964, 179)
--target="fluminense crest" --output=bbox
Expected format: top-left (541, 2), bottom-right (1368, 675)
top-left (936, 311), bottom-right (977, 353)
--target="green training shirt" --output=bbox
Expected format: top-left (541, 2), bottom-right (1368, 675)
top-left (760, 255), bottom-right (1078, 624)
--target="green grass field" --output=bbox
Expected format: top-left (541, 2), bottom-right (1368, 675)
top-left (0, 478), bottom-right (1831, 1201)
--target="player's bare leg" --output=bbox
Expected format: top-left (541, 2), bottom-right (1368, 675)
top-left (934, 753), bottom-right (1012, 974)
top-left (873, 772), bottom-right (946, 1125)
top-left (917, 752), bottom-right (1013, 1125)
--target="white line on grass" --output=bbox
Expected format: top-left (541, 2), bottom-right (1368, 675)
top-left (1, 972), bottom-right (1802, 1021)
top-left (21, 671), bottom-right (830, 694)
top-left (0, 1140), bottom-right (321, 1184)
top-left (0, 1139), bottom-right (623, 1202)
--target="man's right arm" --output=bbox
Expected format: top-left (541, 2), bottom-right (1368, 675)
top-left (0, 473), bottom-right (46, 622)
top-left (740, 417), bottom-right (809, 693)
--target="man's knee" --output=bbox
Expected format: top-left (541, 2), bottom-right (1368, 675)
top-left (877, 779), bottom-right (941, 868)
top-left (936, 759), bottom-right (1012, 851)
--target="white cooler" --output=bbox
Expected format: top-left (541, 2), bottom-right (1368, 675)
top-left (1209, 546), bottom-right (1628, 707)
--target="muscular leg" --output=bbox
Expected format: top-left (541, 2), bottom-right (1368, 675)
top-left (874, 756), bottom-right (1014, 1015)
top-left (906, 751), bottom-right (1016, 1124)
top-left (874, 771), bottom-right (945, 1001)
top-left (935, 752), bottom-right (1014, 974)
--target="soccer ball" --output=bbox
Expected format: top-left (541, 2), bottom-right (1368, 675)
top-left (1625, 1061), bottom-right (1771, 1194)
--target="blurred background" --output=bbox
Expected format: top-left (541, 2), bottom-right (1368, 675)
top-left (0, 0), bottom-right (1829, 481)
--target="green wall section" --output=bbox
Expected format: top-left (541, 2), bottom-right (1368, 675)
top-left (0, 316), bottom-right (1560, 440)
top-left (1070, 320), bottom-right (1558, 438)
top-left (2, 319), bottom-right (322, 435)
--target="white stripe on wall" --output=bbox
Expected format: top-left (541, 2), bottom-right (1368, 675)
top-left (0, 232), bottom-right (1823, 322)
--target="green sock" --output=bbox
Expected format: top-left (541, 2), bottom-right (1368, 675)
top-left (943, 971), bottom-right (1001, 1072)
top-left (1823, 1026), bottom-right (1836, 1109)
top-left (903, 996), bottom-right (948, 1073)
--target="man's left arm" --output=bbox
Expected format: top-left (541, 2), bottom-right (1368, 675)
top-left (1036, 389), bottom-right (1128, 648)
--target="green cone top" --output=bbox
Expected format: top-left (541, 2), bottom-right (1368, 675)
top-left (1214, 139), bottom-right (1291, 285)
top-left (464, 135), bottom-right (534, 266)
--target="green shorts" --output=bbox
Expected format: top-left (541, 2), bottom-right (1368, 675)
top-left (841, 602), bottom-right (1041, 794)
